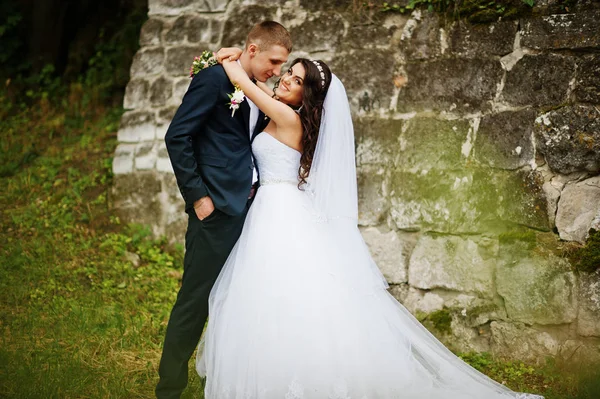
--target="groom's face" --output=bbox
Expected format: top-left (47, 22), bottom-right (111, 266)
top-left (248, 44), bottom-right (289, 82)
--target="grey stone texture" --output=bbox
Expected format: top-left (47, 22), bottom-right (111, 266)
top-left (222, 5), bottom-right (274, 46)
top-left (501, 54), bottom-right (576, 107)
top-left (114, 1), bottom-right (600, 364)
top-left (496, 251), bottom-right (577, 325)
top-left (360, 227), bottom-right (411, 284)
top-left (490, 321), bottom-right (561, 364)
top-left (575, 54), bottom-right (600, 103)
top-left (534, 105), bottom-right (600, 174)
top-left (578, 270), bottom-right (600, 337)
top-left (448, 20), bottom-right (518, 57)
top-left (398, 58), bottom-right (503, 112)
top-left (473, 110), bottom-right (536, 170)
top-left (165, 46), bottom-right (205, 76)
top-left (555, 176), bottom-right (600, 243)
top-left (408, 234), bottom-right (496, 296)
top-left (130, 48), bottom-right (165, 77)
top-left (289, 12), bottom-right (345, 53)
top-left (124, 79), bottom-right (150, 109)
top-left (521, 11), bottom-right (600, 50)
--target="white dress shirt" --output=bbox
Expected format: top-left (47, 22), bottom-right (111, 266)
top-left (236, 61), bottom-right (259, 184)
top-left (246, 92), bottom-right (259, 184)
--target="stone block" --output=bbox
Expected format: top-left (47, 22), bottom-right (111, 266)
top-left (402, 287), bottom-right (445, 314)
top-left (490, 321), bottom-right (560, 364)
top-left (112, 144), bottom-right (136, 175)
top-left (354, 117), bottom-right (405, 167)
top-left (496, 251), bottom-right (577, 325)
top-left (204, 0), bottom-right (229, 12)
top-left (124, 79), bottom-right (149, 109)
top-left (534, 105), bottom-right (600, 174)
top-left (575, 54), bottom-right (600, 104)
top-left (448, 20), bottom-right (518, 57)
top-left (157, 106), bottom-right (179, 125)
top-left (389, 168), bottom-right (549, 233)
top-left (400, 12), bottom-right (442, 60)
top-left (357, 166), bottom-right (389, 226)
top-left (165, 46), bottom-right (204, 77)
top-left (186, 16), bottom-right (212, 44)
top-left (343, 13), bottom-right (400, 50)
top-left (140, 18), bottom-right (163, 46)
top-left (172, 77), bottom-right (191, 105)
top-left (398, 58), bottom-right (503, 112)
top-left (156, 124), bottom-right (169, 141)
top-left (331, 49), bottom-right (396, 111)
top-left (299, 0), bottom-right (352, 10)
top-left (150, 76), bottom-right (173, 107)
top-left (473, 109), bottom-right (536, 169)
top-left (556, 176), bottom-right (600, 243)
top-left (156, 141), bottom-right (174, 174)
top-left (578, 270), bottom-right (600, 337)
top-left (112, 172), bottom-right (164, 231)
top-left (130, 48), bottom-right (165, 77)
top-left (360, 227), bottom-right (412, 284)
top-left (398, 117), bottom-right (471, 170)
top-left (521, 11), bottom-right (600, 50)
top-left (164, 15), bottom-right (188, 44)
top-left (408, 234), bottom-right (496, 295)
top-left (558, 339), bottom-right (600, 366)
top-left (290, 12), bottom-right (345, 53)
top-left (149, 0), bottom-right (226, 15)
top-left (502, 54), bottom-right (575, 107)
top-left (134, 142), bottom-right (158, 170)
top-left (222, 5), bottom-right (274, 46)
top-left (118, 111), bottom-right (156, 143)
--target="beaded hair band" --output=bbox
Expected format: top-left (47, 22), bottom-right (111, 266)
top-left (311, 60), bottom-right (326, 89)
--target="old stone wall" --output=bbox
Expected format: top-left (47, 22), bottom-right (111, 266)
top-left (112, 0), bottom-right (600, 364)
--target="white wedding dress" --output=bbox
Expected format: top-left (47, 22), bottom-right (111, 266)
top-left (196, 132), bottom-right (543, 399)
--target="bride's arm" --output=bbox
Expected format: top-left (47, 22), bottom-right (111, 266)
top-left (215, 47), bottom-right (275, 97)
top-left (257, 81), bottom-right (274, 97)
top-left (222, 60), bottom-right (298, 129)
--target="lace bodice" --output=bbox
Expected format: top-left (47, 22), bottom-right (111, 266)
top-left (252, 133), bottom-right (301, 185)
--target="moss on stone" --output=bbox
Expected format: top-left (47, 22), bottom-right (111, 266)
top-left (428, 309), bottom-right (453, 334)
top-left (571, 229), bottom-right (600, 273)
top-left (498, 229), bottom-right (537, 249)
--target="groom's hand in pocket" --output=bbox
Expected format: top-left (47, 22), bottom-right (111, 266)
top-left (194, 196), bottom-right (215, 221)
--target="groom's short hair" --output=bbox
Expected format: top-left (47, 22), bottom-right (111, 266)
top-left (246, 21), bottom-right (292, 53)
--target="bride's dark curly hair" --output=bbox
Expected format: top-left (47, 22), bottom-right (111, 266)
top-left (287, 58), bottom-right (332, 187)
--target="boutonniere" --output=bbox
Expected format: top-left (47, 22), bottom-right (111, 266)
top-left (228, 84), bottom-right (245, 117)
top-left (189, 50), bottom-right (217, 78)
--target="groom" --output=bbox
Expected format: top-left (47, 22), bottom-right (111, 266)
top-left (157, 21), bottom-right (292, 398)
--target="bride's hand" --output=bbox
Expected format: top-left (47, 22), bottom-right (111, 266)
top-left (222, 59), bottom-right (248, 85)
top-left (215, 47), bottom-right (243, 63)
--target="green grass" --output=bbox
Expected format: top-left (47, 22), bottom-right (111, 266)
top-left (0, 90), bottom-right (204, 398)
top-left (1, 88), bottom-right (597, 398)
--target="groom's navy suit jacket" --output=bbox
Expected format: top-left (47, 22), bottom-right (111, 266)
top-left (165, 65), bottom-right (267, 216)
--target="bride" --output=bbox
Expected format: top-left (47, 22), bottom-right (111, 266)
top-left (195, 49), bottom-right (543, 399)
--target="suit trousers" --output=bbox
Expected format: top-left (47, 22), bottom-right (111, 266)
top-left (156, 203), bottom-right (249, 399)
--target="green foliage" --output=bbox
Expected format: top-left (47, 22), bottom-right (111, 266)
top-left (380, 0), bottom-right (536, 22)
top-left (427, 309), bottom-right (453, 334)
top-left (460, 352), bottom-right (600, 399)
top-left (78, 7), bottom-right (148, 102)
top-left (0, 86), bottom-right (204, 397)
top-left (572, 229), bottom-right (600, 273)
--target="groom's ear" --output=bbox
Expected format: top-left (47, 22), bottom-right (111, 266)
top-left (247, 43), bottom-right (259, 58)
